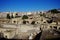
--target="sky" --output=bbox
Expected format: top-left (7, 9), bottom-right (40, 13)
top-left (0, 0), bottom-right (60, 12)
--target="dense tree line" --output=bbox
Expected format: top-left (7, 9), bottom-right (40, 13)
top-left (48, 9), bottom-right (60, 13)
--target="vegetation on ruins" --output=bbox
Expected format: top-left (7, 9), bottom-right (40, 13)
top-left (22, 15), bottom-right (28, 19)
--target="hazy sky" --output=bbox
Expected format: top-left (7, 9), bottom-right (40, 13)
top-left (0, 0), bottom-right (60, 12)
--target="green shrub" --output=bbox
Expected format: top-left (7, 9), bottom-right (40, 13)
top-left (22, 15), bottom-right (28, 19)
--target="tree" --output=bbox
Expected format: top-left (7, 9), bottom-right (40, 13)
top-left (22, 15), bottom-right (28, 19)
top-left (6, 14), bottom-right (11, 19)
